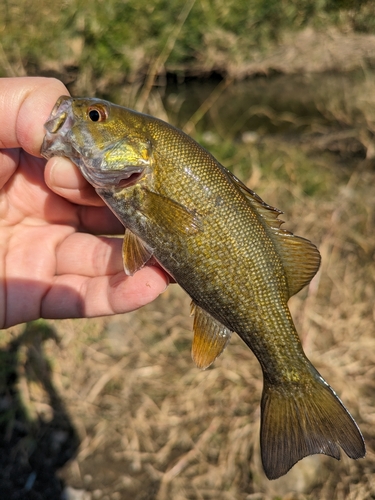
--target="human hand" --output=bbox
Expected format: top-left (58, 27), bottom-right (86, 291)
top-left (0, 77), bottom-right (169, 328)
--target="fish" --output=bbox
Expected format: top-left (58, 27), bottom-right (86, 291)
top-left (41, 96), bottom-right (365, 480)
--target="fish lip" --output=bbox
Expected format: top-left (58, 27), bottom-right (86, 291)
top-left (44, 96), bottom-right (73, 132)
top-left (41, 96), bottom-right (76, 160)
top-left (50, 96), bottom-right (72, 116)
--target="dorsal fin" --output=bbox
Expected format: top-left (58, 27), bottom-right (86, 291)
top-left (225, 169), bottom-right (321, 297)
top-left (269, 228), bottom-right (321, 297)
top-left (224, 169), bottom-right (284, 228)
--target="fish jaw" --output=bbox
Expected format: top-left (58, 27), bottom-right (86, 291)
top-left (41, 96), bottom-right (150, 190)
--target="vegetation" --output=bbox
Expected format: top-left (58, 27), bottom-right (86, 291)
top-left (2, 0), bottom-right (375, 91)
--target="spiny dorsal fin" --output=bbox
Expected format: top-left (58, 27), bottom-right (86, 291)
top-left (225, 169), bottom-right (321, 297)
top-left (225, 169), bottom-right (284, 229)
top-left (122, 230), bottom-right (153, 276)
top-left (191, 302), bottom-right (232, 369)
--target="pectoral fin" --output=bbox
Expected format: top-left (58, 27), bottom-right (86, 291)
top-left (191, 302), bottom-right (232, 369)
top-left (122, 230), bottom-right (153, 276)
top-left (141, 188), bottom-right (203, 236)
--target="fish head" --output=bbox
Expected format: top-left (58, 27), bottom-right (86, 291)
top-left (41, 96), bottom-right (152, 189)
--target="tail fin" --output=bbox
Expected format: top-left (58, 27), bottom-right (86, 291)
top-left (260, 367), bottom-right (365, 480)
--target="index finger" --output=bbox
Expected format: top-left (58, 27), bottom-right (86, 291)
top-left (0, 77), bottom-right (69, 155)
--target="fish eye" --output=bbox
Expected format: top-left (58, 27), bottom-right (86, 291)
top-left (87, 106), bottom-right (108, 122)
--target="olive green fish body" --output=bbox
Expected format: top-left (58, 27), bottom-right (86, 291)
top-left (41, 96), bottom-right (365, 480)
top-left (95, 118), bottom-right (313, 381)
top-left (100, 181), bottom-right (301, 378)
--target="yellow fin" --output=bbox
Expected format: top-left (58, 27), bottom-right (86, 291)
top-left (191, 302), bottom-right (232, 369)
top-left (261, 366), bottom-right (365, 479)
top-left (141, 188), bottom-right (203, 235)
top-left (122, 230), bottom-right (153, 276)
top-left (225, 170), bottom-right (320, 297)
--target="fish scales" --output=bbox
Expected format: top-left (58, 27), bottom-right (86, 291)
top-left (107, 117), bottom-right (309, 379)
top-left (41, 96), bottom-right (365, 480)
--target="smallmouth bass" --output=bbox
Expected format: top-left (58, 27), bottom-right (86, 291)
top-left (41, 96), bottom-right (365, 480)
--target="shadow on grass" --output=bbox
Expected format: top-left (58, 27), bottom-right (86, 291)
top-left (0, 321), bottom-right (80, 499)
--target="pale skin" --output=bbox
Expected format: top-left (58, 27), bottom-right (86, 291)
top-left (0, 77), bottom-right (169, 328)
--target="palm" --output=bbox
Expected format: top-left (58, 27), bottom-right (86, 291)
top-left (0, 108), bottom-right (167, 328)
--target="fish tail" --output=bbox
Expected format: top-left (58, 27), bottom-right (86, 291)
top-left (260, 365), bottom-right (365, 480)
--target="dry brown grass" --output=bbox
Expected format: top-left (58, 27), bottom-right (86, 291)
top-left (2, 75), bottom-right (375, 499)
top-left (2, 153), bottom-right (375, 499)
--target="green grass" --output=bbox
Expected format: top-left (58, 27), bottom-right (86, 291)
top-left (2, 0), bottom-right (375, 86)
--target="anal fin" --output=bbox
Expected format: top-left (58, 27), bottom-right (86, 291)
top-left (191, 302), bottom-right (232, 369)
top-left (122, 230), bottom-right (153, 276)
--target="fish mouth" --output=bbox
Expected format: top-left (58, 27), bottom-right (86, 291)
top-left (116, 170), bottom-right (145, 188)
top-left (45, 96), bottom-right (74, 132)
top-left (41, 96), bottom-right (78, 160)
top-left (88, 167), bottom-right (146, 189)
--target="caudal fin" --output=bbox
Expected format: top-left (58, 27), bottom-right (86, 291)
top-left (260, 368), bottom-right (365, 480)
